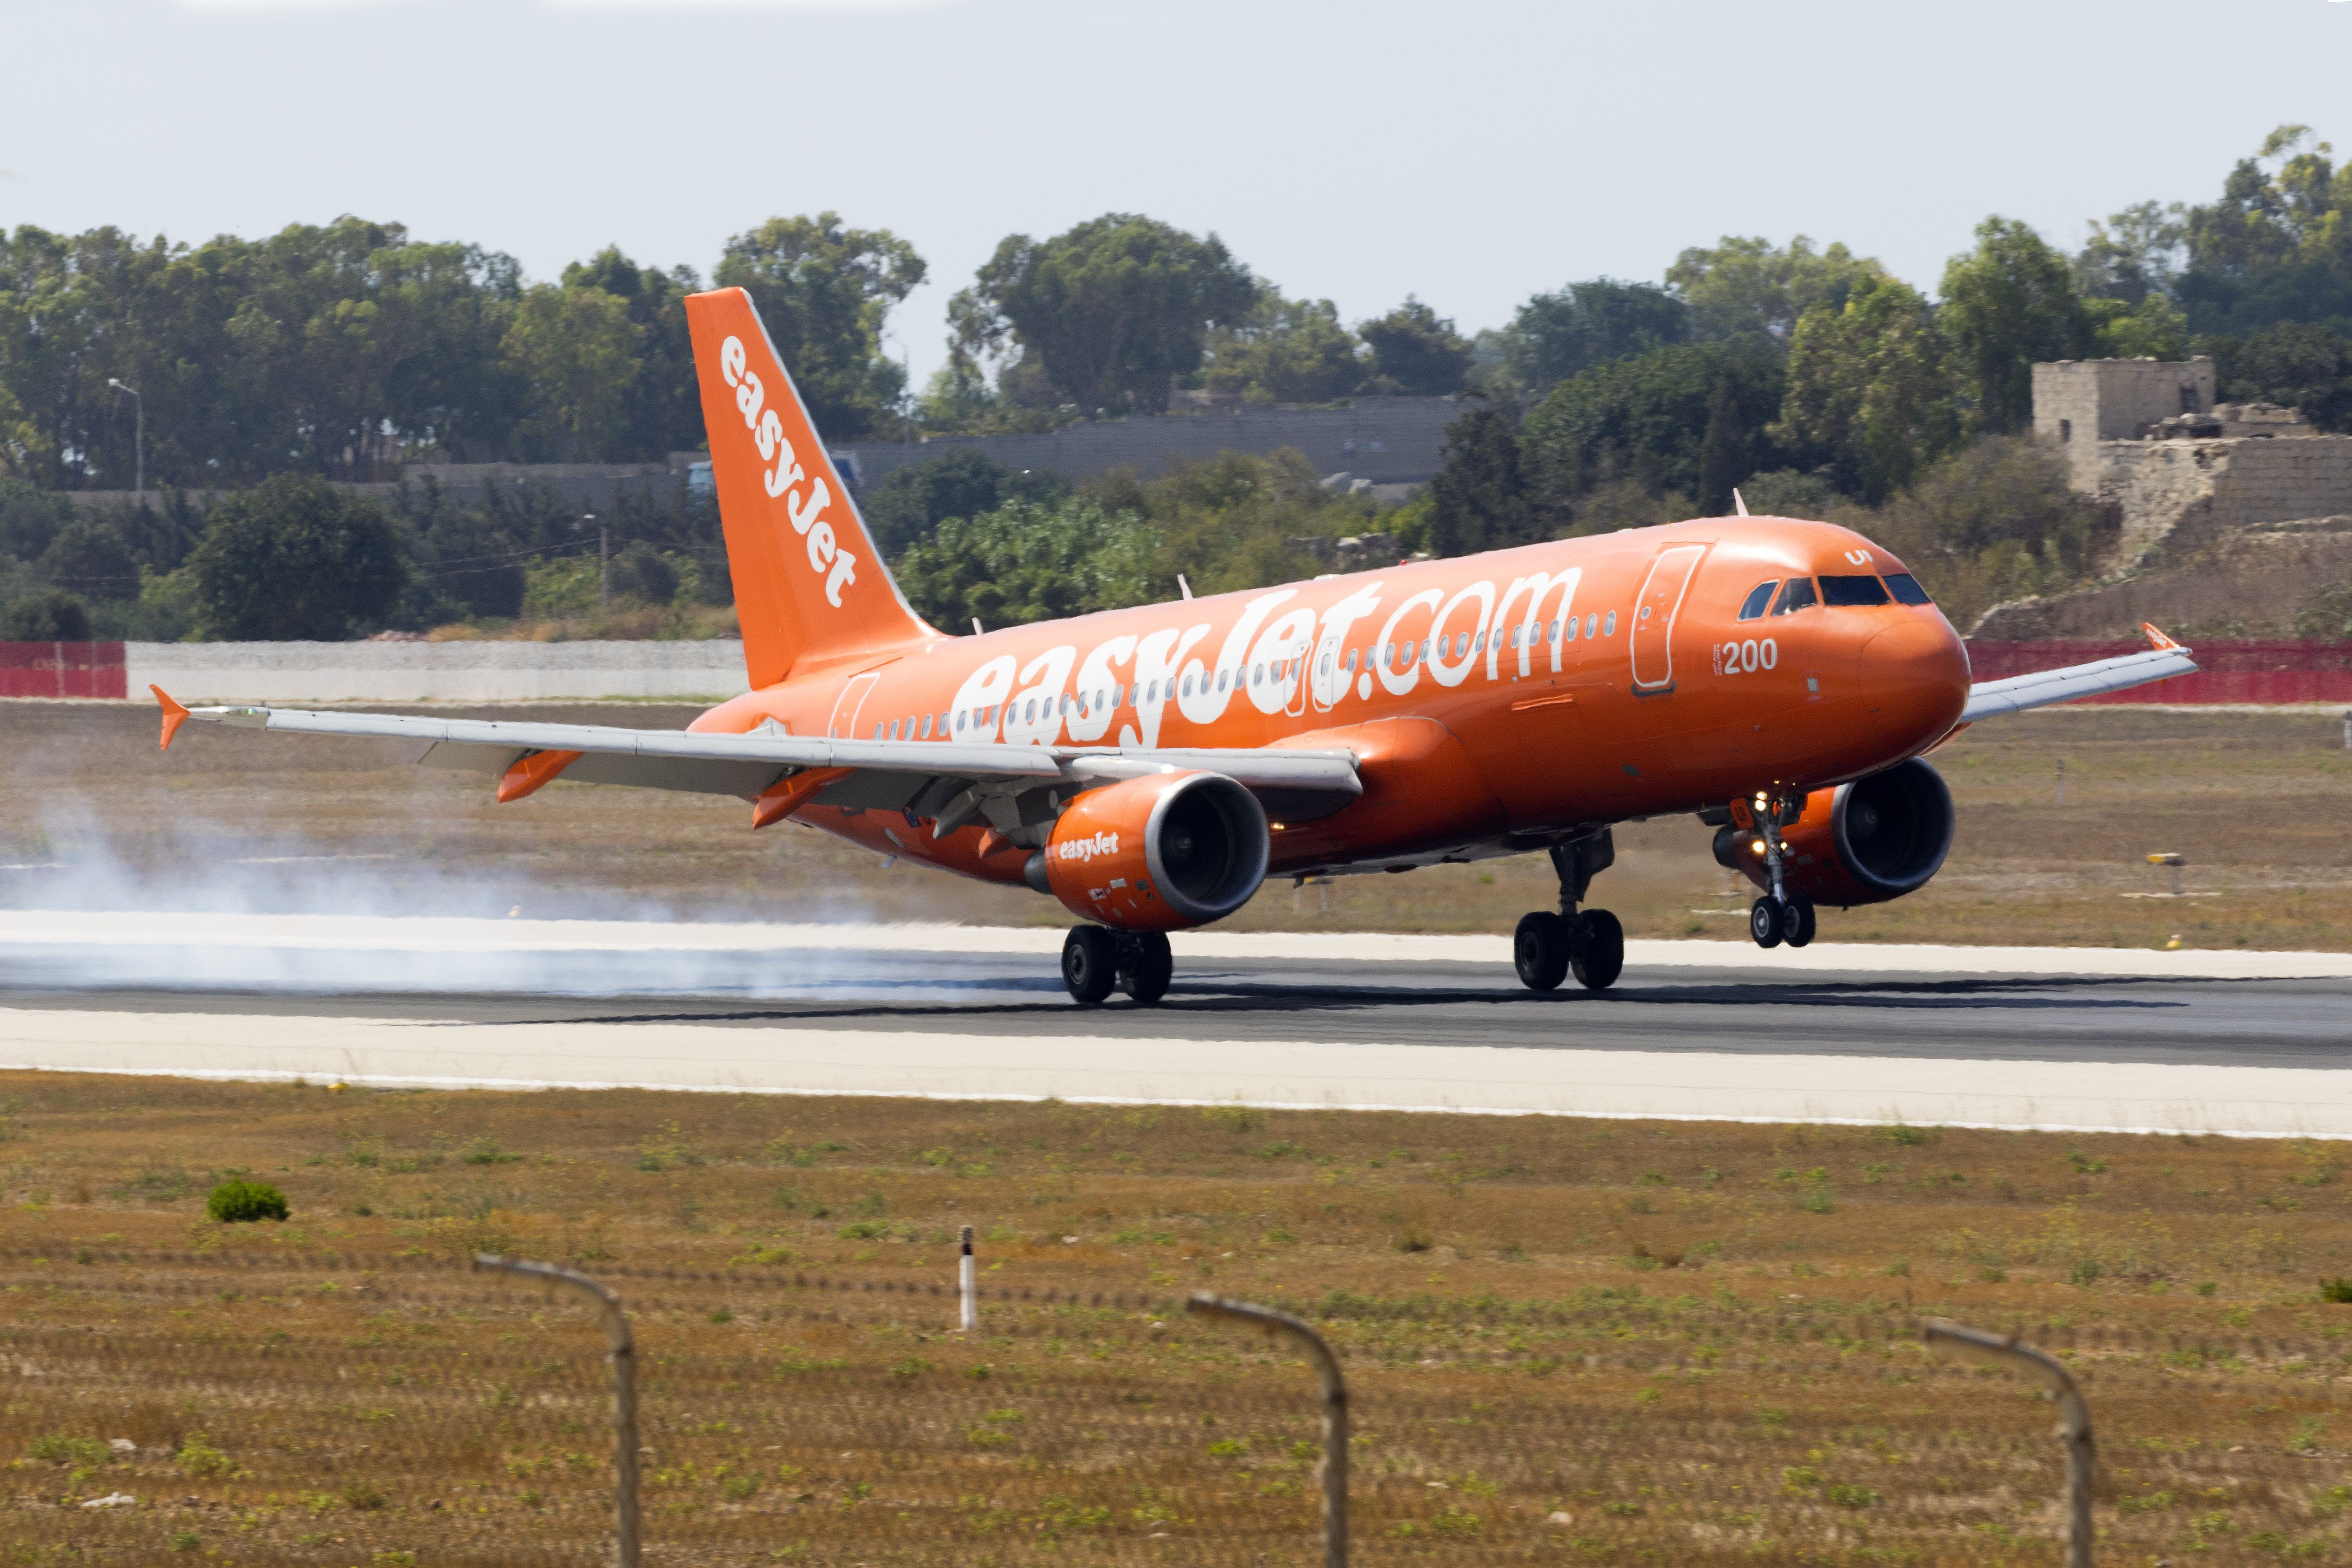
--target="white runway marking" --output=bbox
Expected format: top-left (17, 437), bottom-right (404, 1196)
top-left (4, 909), bottom-right (2349, 980)
top-left (2, 1006), bottom-right (2349, 1141)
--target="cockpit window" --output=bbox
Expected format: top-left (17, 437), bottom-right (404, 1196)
top-left (1771, 577), bottom-right (1817, 615)
top-left (1886, 572), bottom-right (1933, 606)
top-left (1736, 581), bottom-right (1779, 621)
top-left (1820, 574), bottom-right (1892, 607)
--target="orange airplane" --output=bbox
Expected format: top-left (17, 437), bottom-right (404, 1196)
top-left (153, 288), bottom-right (2197, 1003)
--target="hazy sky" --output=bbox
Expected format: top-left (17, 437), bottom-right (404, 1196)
top-left (6, 0), bottom-right (2348, 385)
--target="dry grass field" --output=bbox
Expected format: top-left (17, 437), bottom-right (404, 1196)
top-left (5, 1075), bottom-right (2352, 1563)
top-left (3, 699), bottom-right (2350, 950)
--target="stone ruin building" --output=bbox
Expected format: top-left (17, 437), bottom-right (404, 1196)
top-left (1971, 357), bottom-right (2352, 638)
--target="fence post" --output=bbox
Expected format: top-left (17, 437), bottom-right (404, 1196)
top-left (474, 1253), bottom-right (640, 1568)
top-left (1924, 1318), bottom-right (2092, 1567)
top-left (958, 1225), bottom-right (977, 1332)
top-left (1187, 1292), bottom-right (1347, 1568)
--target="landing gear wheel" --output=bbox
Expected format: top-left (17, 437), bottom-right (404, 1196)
top-left (1571, 908), bottom-right (1624, 991)
top-left (1119, 931), bottom-right (1174, 1004)
top-left (1749, 896), bottom-right (1787, 950)
top-left (1784, 894), bottom-right (1817, 948)
top-left (1061, 925), bottom-right (1117, 1005)
top-left (1513, 912), bottom-right (1570, 991)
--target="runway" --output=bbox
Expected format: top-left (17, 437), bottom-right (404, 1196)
top-left (2, 911), bottom-right (2349, 1136)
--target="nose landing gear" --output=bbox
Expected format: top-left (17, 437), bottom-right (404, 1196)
top-left (1060, 926), bottom-right (1174, 1005)
top-left (1514, 832), bottom-right (1624, 992)
top-left (1744, 793), bottom-right (1816, 949)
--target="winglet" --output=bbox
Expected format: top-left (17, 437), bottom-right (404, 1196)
top-left (2140, 621), bottom-right (2185, 653)
top-left (152, 685), bottom-right (191, 751)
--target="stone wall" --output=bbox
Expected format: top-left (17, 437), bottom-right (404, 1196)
top-left (63, 461), bottom-right (697, 519)
top-left (835, 397), bottom-right (1462, 489)
top-left (2108, 435), bottom-right (2352, 568)
top-left (118, 639), bottom-right (748, 703)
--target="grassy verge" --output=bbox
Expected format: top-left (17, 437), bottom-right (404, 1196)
top-left (2, 1075), bottom-right (2351, 1562)
top-left (4, 701), bottom-right (2348, 948)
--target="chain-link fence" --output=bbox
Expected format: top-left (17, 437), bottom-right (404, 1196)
top-left (5, 1247), bottom-right (2350, 1563)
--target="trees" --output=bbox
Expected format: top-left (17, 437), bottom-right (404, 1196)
top-left (1939, 217), bottom-right (2091, 435)
top-left (1428, 399), bottom-right (1535, 557)
top-left (714, 214), bottom-right (926, 442)
top-left (1521, 339), bottom-right (1788, 524)
top-left (949, 215), bottom-right (1256, 416)
top-left (1498, 281), bottom-right (1687, 398)
top-left (0, 588), bottom-right (91, 640)
top-left (1775, 273), bottom-right (1959, 502)
top-left (895, 496), bottom-right (1156, 630)
top-left (1667, 236), bottom-right (1887, 341)
top-left (190, 474), bottom-right (406, 639)
top-left (1196, 292), bottom-right (1364, 404)
top-left (2209, 322), bottom-right (2352, 432)
top-left (561, 247), bottom-right (704, 460)
top-left (2085, 293), bottom-right (2190, 361)
top-left (2071, 201), bottom-right (2188, 306)
top-left (501, 282), bottom-right (644, 461)
top-left (863, 447), bottom-right (1072, 559)
top-left (1358, 297), bottom-right (1473, 395)
top-left (2174, 126), bottom-right (2352, 334)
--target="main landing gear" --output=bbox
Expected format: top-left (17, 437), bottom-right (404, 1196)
top-left (1744, 792), bottom-right (1816, 950)
top-left (1061, 926), bottom-right (1174, 1006)
top-left (1514, 832), bottom-right (1624, 992)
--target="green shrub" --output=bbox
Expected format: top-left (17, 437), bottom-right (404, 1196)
top-left (175, 1432), bottom-right (237, 1479)
top-left (207, 1179), bottom-right (289, 1223)
top-left (29, 1433), bottom-right (107, 1467)
top-left (2319, 1277), bottom-right (2352, 1304)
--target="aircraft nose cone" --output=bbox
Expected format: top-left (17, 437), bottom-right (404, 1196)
top-left (1858, 615), bottom-right (1969, 747)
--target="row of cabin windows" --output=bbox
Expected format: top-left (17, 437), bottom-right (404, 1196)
top-left (1735, 572), bottom-right (1932, 621)
top-left (865, 610), bottom-right (1633, 740)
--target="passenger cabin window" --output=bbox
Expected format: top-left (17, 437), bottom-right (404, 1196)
top-left (1819, 574), bottom-right (1892, 607)
top-left (1737, 581), bottom-right (1779, 621)
top-left (1771, 577), bottom-right (1817, 615)
top-left (1885, 573), bottom-right (1934, 606)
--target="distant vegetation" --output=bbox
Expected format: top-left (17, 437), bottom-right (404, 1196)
top-left (5, 124), bottom-right (2351, 638)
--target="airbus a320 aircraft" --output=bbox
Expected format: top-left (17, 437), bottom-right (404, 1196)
top-left (151, 288), bottom-right (2198, 1004)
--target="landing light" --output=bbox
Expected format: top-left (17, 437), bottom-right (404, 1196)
top-left (1750, 839), bottom-right (1766, 855)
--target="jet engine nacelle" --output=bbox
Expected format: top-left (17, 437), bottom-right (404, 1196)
top-left (1029, 770), bottom-right (1270, 931)
top-left (1714, 757), bottom-right (1956, 908)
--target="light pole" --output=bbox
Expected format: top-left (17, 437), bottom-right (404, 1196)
top-left (107, 378), bottom-right (142, 494)
top-left (582, 511), bottom-right (608, 606)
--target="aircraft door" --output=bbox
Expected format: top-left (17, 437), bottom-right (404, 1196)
top-left (826, 671), bottom-right (882, 738)
top-left (1629, 543), bottom-right (1708, 693)
top-left (1288, 638), bottom-right (1319, 717)
top-left (1309, 637), bottom-right (1340, 714)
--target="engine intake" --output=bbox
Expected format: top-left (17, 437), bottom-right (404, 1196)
top-left (1715, 757), bottom-right (1955, 907)
top-left (1038, 770), bottom-right (1270, 931)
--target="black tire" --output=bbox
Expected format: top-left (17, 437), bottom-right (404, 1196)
top-left (1513, 911), bottom-right (1570, 991)
top-left (1121, 932), bottom-right (1174, 1004)
top-left (1061, 925), bottom-right (1117, 1005)
top-left (1749, 896), bottom-right (1786, 949)
top-left (1571, 908), bottom-right (1624, 991)
top-left (1784, 894), bottom-right (1817, 948)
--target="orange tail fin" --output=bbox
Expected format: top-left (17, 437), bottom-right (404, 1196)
top-left (684, 287), bottom-right (935, 689)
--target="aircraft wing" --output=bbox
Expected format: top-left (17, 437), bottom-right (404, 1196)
top-left (149, 691), bottom-right (1363, 825)
top-left (1959, 623), bottom-right (2198, 722)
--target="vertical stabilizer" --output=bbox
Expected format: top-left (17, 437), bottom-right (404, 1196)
top-left (685, 287), bottom-right (934, 688)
